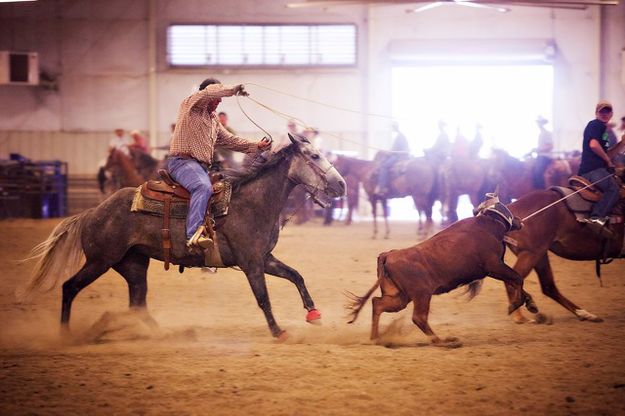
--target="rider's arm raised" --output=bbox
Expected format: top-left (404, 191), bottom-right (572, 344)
top-left (184, 83), bottom-right (242, 110)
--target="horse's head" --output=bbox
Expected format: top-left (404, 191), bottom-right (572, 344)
top-left (287, 133), bottom-right (346, 207)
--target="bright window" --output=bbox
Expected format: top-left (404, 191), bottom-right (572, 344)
top-left (167, 24), bottom-right (357, 67)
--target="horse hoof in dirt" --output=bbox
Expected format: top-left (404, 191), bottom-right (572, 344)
top-left (575, 309), bottom-right (603, 323)
top-left (532, 312), bottom-right (553, 325)
top-left (432, 337), bottom-right (463, 349)
top-left (306, 309), bottom-right (322, 323)
top-left (275, 330), bottom-right (289, 343)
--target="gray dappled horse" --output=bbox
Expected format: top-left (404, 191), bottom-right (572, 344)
top-left (22, 134), bottom-right (346, 339)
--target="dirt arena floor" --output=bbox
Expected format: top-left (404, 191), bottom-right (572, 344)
top-left (1, 217), bottom-right (624, 415)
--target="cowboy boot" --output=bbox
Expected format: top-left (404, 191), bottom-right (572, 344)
top-left (187, 225), bottom-right (213, 249)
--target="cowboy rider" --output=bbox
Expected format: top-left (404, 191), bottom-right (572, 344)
top-left (578, 100), bottom-right (625, 227)
top-left (168, 78), bottom-right (271, 249)
top-left (375, 122), bottom-right (410, 196)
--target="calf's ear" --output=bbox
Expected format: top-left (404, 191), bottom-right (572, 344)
top-left (511, 217), bottom-right (523, 231)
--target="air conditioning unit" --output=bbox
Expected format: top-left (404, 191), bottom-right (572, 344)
top-left (0, 51), bottom-right (39, 85)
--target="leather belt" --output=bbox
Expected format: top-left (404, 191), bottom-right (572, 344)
top-left (169, 154), bottom-right (211, 172)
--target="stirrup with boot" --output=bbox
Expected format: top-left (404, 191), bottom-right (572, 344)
top-left (187, 225), bottom-right (213, 250)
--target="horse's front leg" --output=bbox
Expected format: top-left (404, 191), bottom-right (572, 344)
top-left (240, 261), bottom-right (285, 339)
top-left (382, 199), bottom-right (390, 239)
top-left (264, 254), bottom-right (320, 323)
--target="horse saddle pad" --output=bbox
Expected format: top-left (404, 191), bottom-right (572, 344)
top-left (551, 186), bottom-right (623, 224)
top-left (130, 171), bottom-right (232, 219)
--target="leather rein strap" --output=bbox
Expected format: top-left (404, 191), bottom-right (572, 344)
top-left (162, 195), bottom-right (172, 270)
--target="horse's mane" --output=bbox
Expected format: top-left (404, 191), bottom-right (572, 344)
top-left (221, 144), bottom-right (295, 187)
top-left (492, 149), bottom-right (524, 172)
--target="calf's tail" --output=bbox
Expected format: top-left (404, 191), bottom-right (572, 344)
top-left (462, 280), bottom-right (483, 301)
top-left (345, 253), bottom-right (388, 324)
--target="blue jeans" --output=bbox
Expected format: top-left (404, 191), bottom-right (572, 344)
top-left (167, 157), bottom-right (213, 239)
top-left (581, 167), bottom-right (620, 219)
top-left (377, 154), bottom-right (401, 190)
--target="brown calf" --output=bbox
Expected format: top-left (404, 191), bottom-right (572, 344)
top-left (347, 200), bottom-right (537, 346)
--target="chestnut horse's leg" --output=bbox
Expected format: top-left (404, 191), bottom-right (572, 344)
top-left (533, 253), bottom-right (603, 322)
top-left (263, 254), bottom-right (318, 319)
top-left (485, 260), bottom-right (529, 314)
top-left (505, 250), bottom-right (546, 323)
top-left (61, 260), bottom-right (110, 329)
top-left (112, 250), bottom-right (157, 328)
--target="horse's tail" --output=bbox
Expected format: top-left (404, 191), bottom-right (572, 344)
top-left (345, 253), bottom-right (387, 324)
top-left (17, 210), bottom-right (90, 301)
top-left (461, 280), bottom-right (483, 301)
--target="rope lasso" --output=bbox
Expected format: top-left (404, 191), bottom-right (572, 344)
top-left (521, 173), bottom-right (615, 222)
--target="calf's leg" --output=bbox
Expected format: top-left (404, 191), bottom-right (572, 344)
top-left (371, 294), bottom-right (407, 340)
top-left (486, 259), bottom-right (535, 314)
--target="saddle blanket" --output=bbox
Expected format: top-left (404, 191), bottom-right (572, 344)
top-left (130, 181), bottom-right (233, 219)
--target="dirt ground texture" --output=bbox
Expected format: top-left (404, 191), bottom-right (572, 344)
top-left (0, 217), bottom-right (624, 415)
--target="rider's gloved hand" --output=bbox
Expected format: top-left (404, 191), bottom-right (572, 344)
top-left (235, 84), bottom-right (249, 96)
top-left (258, 137), bottom-right (272, 150)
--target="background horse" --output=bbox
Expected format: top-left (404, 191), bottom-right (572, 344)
top-left (490, 149), bottom-right (581, 203)
top-left (332, 155), bottom-right (375, 225)
top-left (98, 148), bottom-right (162, 195)
top-left (21, 135), bottom-right (346, 339)
top-left (441, 157), bottom-right (493, 223)
top-left (503, 188), bottom-right (624, 323)
top-left (363, 153), bottom-right (439, 239)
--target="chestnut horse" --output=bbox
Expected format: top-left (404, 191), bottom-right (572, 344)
top-left (99, 149), bottom-right (162, 195)
top-left (490, 149), bottom-right (581, 203)
top-left (502, 188), bottom-right (624, 323)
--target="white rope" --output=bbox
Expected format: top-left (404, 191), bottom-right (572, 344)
top-left (521, 174), bottom-right (615, 222)
top-left (244, 82), bottom-right (402, 121)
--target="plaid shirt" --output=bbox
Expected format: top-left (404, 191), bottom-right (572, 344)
top-left (169, 84), bottom-right (258, 163)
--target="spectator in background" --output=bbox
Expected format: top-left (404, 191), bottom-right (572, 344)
top-left (129, 130), bottom-right (149, 154)
top-left (109, 128), bottom-right (130, 156)
top-left (303, 127), bottom-right (323, 150)
top-left (451, 127), bottom-right (469, 159)
top-left (532, 116), bottom-right (554, 189)
top-left (374, 122), bottom-right (410, 196)
top-left (218, 112), bottom-right (235, 134)
top-left (614, 116), bottom-right (625, 166)
top-left (276, 119), bottom-right (301, 150)
top-left (468, 123), bottom-right (484, 159)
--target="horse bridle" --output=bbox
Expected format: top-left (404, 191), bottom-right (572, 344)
top-left (287, 153), bottom-right (336, 208)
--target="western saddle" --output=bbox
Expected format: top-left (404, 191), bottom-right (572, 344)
top-left (140, 169), bottom-right (226, 270)
top-left (568, 173), bottom-right (625, 203)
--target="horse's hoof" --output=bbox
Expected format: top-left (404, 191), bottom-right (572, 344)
top-left (508, 302), bottom-right (523, 315)
top-left (275, 330), bottom-right (289, 343)
top-left (306, 309), bottom-right (322, 323)
top-left (575, 309), bottom-right (603, 322)
top-left (533, 312), bottom-right (553, 325)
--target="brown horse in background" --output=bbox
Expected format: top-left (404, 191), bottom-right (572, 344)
top-left (363, 152), bottom-right (439, 239)
top-left (99, 149), bottom-right (162, 194)
top-left (490, 149), bottom-right (581, 203)
top-left (441, 157), bottom-right (493, 223)
top-left (502, 187), bottom-right (624, 323)
top-left (332, 155), bottom-right (375, 225)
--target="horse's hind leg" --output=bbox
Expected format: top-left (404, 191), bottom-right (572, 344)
top-left (112, 250), bottom-right (158, 328)
top-left (61, 260), bottom-right (110, 328)
top-left (264, 254), bottom-right (319, 321)
top-left (533, 253), bottom-right (602, 322)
